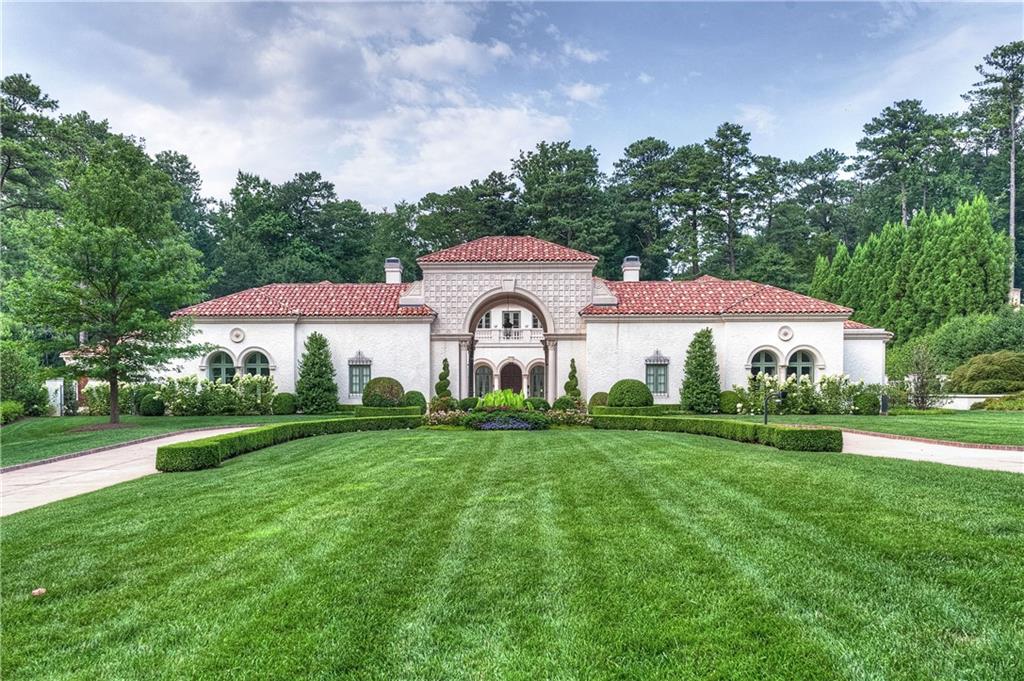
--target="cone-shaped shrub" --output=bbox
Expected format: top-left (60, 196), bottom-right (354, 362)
top-left (563, 358), bottom-right (581, 399)
top-left (296, 332), bottom-right (338, 414)
top-left (435, 358), bottom-right (451, 398)
top-left (681, 328), bottom-right (721, 414)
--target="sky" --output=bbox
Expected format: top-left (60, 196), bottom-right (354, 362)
top-left (5, 1), bottom-right (1023, 208)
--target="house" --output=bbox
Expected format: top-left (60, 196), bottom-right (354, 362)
top-left (166, 236), bottom-right (891, 403)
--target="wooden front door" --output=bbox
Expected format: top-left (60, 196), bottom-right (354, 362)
top-left (499, 364), bottom-right (523, 393)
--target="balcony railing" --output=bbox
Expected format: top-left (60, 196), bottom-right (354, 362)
top-left (474, 328), bottom-right (545, 344)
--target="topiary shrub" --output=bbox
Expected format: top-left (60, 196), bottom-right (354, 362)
top-left (434, 358), bottom-right (452, 398)
top-left (680, 328), bottom-right (720, 414)
top-left (272, 392), bottom-right (297, 415)
top-left (362, 377), bottom-right (405, 407)
top-left (403, 390), bottom-right (427, 413)
top-left (853, 391), bottom-right (880, 416)
top-left (563, 358), bottom-right (581, 399)
top-left (296, 332), bottom-right (338, 414)
top-left (459, 396), bottom-right (480, 411)
top-left (552, 395), bottom-right (582, 411)
top-left (139, 393), bottom-right (165, 416)
top-left (526, 397), bottom-right (550, 411)
top-left (607, 379), bottom-right (653, 407)
top-left (588, 392), bottom-right (608, 411)
top-left (718, 390), bottom-right (740, 414)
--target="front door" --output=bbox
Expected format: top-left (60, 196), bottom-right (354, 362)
top-left (499, 364), bottom-right (523, 393)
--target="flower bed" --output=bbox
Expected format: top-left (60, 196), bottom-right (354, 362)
top-left (462, 410), bottom-right (551, 430)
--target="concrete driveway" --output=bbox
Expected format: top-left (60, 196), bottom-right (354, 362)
top-left (842, 431), bottom-right (1024, 474)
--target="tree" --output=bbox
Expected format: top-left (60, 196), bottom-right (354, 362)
top-left (703, 123), bottom-right (753, 275)
top-left (295, 332), bottom-right (338, 413)
top-left (0, 340), bottom-right (50, 415)
top-left (11, 136), bottom-right (208, 423)
top-left (1, 73), bottom-right (58, 212)
top-left (417, 171), bottom-right (521, 252)
top-left (680, 328), bottom-right (720, 413)
top-left (563, 358), bottom-right (580, 399)
top-left (435, 358), bottom-right (451, 398)
top-left (153, 150), bottom-right (215, 267)
top-left (905, 343), bottom-right (941, 410)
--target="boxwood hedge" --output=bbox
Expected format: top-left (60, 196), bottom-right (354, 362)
top-left (591, 415), bottom-right (843, 452)
top-left (591, 405), bottom-right (674, 416)
top-left (156, 415), bottom-right (424, 472)
top-left (353, 405), bottom-right (422, 417)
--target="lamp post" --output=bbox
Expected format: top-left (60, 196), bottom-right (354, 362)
top-left (763, 390), bottom-right (787, 425)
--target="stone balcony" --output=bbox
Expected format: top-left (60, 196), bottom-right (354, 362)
top-left (474, 328), bottom-right (545, 344)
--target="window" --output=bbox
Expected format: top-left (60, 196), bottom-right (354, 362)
top-left (529, 365), bottom-right (545, 398)
top-left (244, 352), bottom-right (270, 376)
top-left (787, 350), bottom-right (815, 380)
top-left (501, 311), bottom-right (520, 329)
top-left (531, 314), bottom-right (541, 329)
top-left (475, 365), bottom-right (493, 396)
top-left (477, 312), bottom-right (491, 329)
top-left (207, 351), bottom-right (235, 382)
top-left (646, 364), bottom-right (668, 396)
top-left (750, 350), bottom-right (778, 376)
top-left (349, 365), bottom-right (371, 395)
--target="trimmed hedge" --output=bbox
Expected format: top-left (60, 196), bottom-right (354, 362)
top-left (718, 390), bottom-right (740, 415)
top-left (156, 415), bottom-right (424, 472)
top-left (588, 392), bottom-right (608, 410)
top-left (459, 397), bottom-right (480, 411)
top-left (525, 397), bottom-right (550, 411)
top-left (592, 415), bottom-right (843, 452)
top-left (272, 392), bottom-right (297, 415)
top-left (353, 405), bottom-right (422, 417)
top-left (362, 377), bottom-right (405, 407)
top-left (607, 379), bottom-right (654, 407)
top-left (591, 405), bottom-right (674, 416)
top-left (403, 390), bottom-right (427, 413)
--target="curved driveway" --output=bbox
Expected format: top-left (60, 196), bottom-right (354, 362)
top-left (842, 431), bottom-right (1023, 474)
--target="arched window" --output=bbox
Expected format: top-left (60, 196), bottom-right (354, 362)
top-left (244, 352), bottom-right (270, 376)
top-left (750, 350), bottom-right (778, 376)
top-left (475, 365), bottom-right (493, 396)
top-left (207, 351), bottom-right (236, 382)
top-left (529, 365), bottom-right (545, 398)
top-left (477, 311), bottom-right (491, 329)
top-left (787, 350), bottom-right (815, 380)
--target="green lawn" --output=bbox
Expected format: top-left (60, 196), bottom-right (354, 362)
top-left (3, 430), bottom-right (1021, 680)
top-left (709, 411), bottom-right (1024, 446)
top-left (0, 415), bottom-right (331, 467)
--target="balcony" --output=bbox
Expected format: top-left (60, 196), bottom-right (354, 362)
top-left (474, 328), bottom-right (545, 344)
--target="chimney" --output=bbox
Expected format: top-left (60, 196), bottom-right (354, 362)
top-left (384, 257), bottom-right (403, 284)
top-left (622, 255), bottom-right (641, 282)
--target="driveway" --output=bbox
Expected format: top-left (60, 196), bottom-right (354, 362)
top-left (842, 431), bottom-right (1024, 474)
top-left (0, 426), bottom-right (253, 516)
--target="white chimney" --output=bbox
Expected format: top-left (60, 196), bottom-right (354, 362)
top-left (384, 257), bottom-right (403, 284)
top-left (622, 255), bottom-right (641, 282)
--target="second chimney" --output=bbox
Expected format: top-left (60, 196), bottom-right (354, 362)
top-left (384, 257), bottom-right (403, 284)
top-left (622, 255), bottom-right (641, 282)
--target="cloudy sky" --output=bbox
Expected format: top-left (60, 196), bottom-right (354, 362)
top-left (5, 2), bottom-right (1021, 207)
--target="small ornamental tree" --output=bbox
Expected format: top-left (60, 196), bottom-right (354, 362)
top-left (563, 358), bottom-right (581, 399)
top-left (435, 358), bottom-right (451, 398)
top-left (296, 332), bottom-right (337, 413)
top-left (680, 328), bottom-right (721, 413)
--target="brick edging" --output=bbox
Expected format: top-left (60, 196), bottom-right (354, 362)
top-left (833, 427), bottom-right (1024, 452)
top-left (0, 426), bottom-right (258, 474)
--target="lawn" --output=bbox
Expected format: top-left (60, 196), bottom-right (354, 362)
top-left (3, 430), bottom-right (1021, 680)
top-left (710, 411), bottom-right (1024, 447)
top-left (0, 414), bottom-right (331, 467)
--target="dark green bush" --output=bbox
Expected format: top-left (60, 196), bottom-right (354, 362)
top-left (429, 396), bottom-right (458, 412)
top-left (681, 328), bottom-right (720, 413)
top-left (526, 397), bottom-right (550, 411)
top-left (403, 390), bottom-right (427, 413)
top-left (718, 390), bottom-right (740, 415)
top-left (947, 350), bottom-right (1024, 394)
top-left (588, 392), bottom-right (608, 411)
top-left (335, 404), bottom-right (358, 414)
top-left (591, 405), bottom-right (673, 416)
top-left (435, 358), bottom-right (452, 398)
top-left (139, 393), bottom-right (165, 416)
top-left (1, 400), bottom-right (25, 425)
top-left (552, 395), bottom-right (582, 411)
top-left (156, 415), bottom-right (424, 472)
top-left (296, 332), bottom-right (338, 414)
top-left (272, 392), bottom-right (297, 415)
top-left (853, 392), bottom-right (880, 415)
top-left (591, 415), bottom-right (843, 452)
top-left (607, 379), bottom-right (653, 407)
top-left (0, 341), bottom-right (50, 416)
top-left (970, 391), bottom-right (1024, 411)
top-left (354, 405), bottom-right (421, 417)
top-left (362, 376), bottom-right (405, 407)
top-left (459, 396), bottom-right (480, 411)
top-left (563, 358), bottom-right (581, 399)
top-left (462, 410), bottom-right (551, 430)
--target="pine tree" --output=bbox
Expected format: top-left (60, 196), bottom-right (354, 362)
top-left (435, 358), bottom-right (451, 398)
top-left (296, 332), bottom-right (338, 414)
top-left (563, 358), bottom-right (581, 398)
top-left (680, 328), bottom-right (721, 414)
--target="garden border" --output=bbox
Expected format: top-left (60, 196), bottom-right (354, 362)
top-left (592, 414), bottom-right (844, 452)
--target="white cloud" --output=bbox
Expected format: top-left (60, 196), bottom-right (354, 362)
top-left (562, 42), bottom-right (608, 64)
top-left (562, 81), bottom-right (607, 106)
top-left (637, 71), bottom-right (654, 85)
top-left (736, 104), bottom-right (779, 137)
top-left (376, 36), bottom-right (514, 82)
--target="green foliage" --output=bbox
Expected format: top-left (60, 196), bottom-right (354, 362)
top-left (84, 384), bottom-right (112, 415)
top-left (947, 351), bottom-right (1024, 394)
top-left (853, 391), bottom-right (881, 416)
top-left (551, 395), bottom-right (583, 411)
top-left (462, 410), bottom-right (551, 430)
top-left (296, 332), bottom-right (337, 414)
top-left (0, 341), bottom-right (49, 415)
top-left (526, 397), bottom-right (551, 411)
top-left (592, 415), bottom-right (843, 452)
top-left (970, 392), bottom-right (1024, 411)
top-left (402, 390), bottom-right (427, 413)
top-left (458, 397), bottom-right (480, 411)
top-left (587, 392), bottom-right (608, 410)
top-left (429, 396), bottom-right (458, 413)
top-left (434, 358), bottom-right (451, 398)
top-left (478, 389), bottom-right (529, 411)
top-left (545, 409), bottom-right (593, 426)
top-left (354, 406), bottom-right (422, 417)
top-left (904, 344), bottom-right (943, 410)
top-left (563, 358), bottom-right (581, 399)
top-left (272, 392), bottom-right (297, 415)
top-left (732, 373), bottom-right (882, 416)
top-left (426, 409), bottom-right (467, 426)
top-left (608, 379), bottom-right (654, 407)
top-left (156, 415), bottom-right (424, 471)
top-left (138, 393), bottom-right (165, 416)
top-left (362, 376), bottom-right (405, 407)
top-left (718, 390), bottom-right (740, 415)
top-left (591, 405), bottom-right (674, 416)
top-left (1, 400), bottom-right (25, 425)
top-left (156, 375), bottom-right (274, 416)
top-left (680, 328), bottom-right (721, 413)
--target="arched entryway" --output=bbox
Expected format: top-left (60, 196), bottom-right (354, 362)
top-left (499, 364), bottom-right (523, 392)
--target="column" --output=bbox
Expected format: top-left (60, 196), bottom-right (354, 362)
top-left (545, 339), bottom-right (558, 401)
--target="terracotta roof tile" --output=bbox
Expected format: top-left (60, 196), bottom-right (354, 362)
top-left (418, 236), bottom-right (598, 263)
top-left (581, 275), bottom-right (851, 316)
top-left (175, 283), bottom-right (434, 318)
top-left (843, 320), bottom-right (875, 329)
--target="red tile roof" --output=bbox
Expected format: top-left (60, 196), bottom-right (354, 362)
top-left (418, 236), bottom-right (599, 263)
top-left (175, 283), bottom-right (434, 318)
top-left (843, 320), bottom-right (875, 330)
top-left (581, 275), bottom-right (851, 316)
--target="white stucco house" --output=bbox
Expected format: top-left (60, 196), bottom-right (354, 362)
top-left (166, 236), bottom-right (892, 404)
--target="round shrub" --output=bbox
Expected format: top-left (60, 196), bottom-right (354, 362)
top-left (718, 390), bottom-right (740, 415)
top-left (853, 391), bottom-right (880, 415)
top-left (429, 396), bottom-right (458, 413)
top-left (362, 377), bottom-right (405, 407)
top-left (526, 397), bottom-right (550, 411)
top-left (607, 379), bottom-right (653, 407)
top-left (459, 396), bottom-right (479, 411)
top-left (139, 393), bottom-right (166, 416)
top-left (588, 392), bottom-right (608, 410)
top-left (403, 390), bottom-right (427, 413)
top-left (947, 350), bottom-right (1024, 394)
top-left (272, 392), bottom-right (297, 415)
top-left (552, 395), bottom-right (581, 411)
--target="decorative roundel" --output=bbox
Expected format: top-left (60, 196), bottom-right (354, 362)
top-left (229, 328), bottom-right (246, 343)
top-left (778, 326), bottom-right (794, 341)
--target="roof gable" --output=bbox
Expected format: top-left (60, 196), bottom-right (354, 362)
top-left (418, 236), bottom-right (598, 264)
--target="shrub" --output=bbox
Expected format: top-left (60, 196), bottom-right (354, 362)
top-left (463, 410), bottom-right (551, 430)
top-left (552, 395), bottom-right (583, 411)
top-left (563, 358), bottom-right (581, 399)
top-left (156, 415), bottom-right (424, 472)
top-left (853, 391), bottom-right (881, 415)
top-left (62, 377), bottom-right (78, 416)
top-left (459, 396), bottom-right (480, 411)
top-left (526, 397), bottom-right (550, 411)
top-left (588, 392), bottom-right (608, 411)
top-left (592, 415), bottom-right (843, 452)
top-left (429, 396), bottom-right (458, 413)
top-left (272, 392), bottom-right (297, 415)
top-left (296, 332), bottom-right (338, 414)
top-left (403, 390), bottom-right (427, 413)
top-left (680, 328), bottom-right (720, 413)
top-left (947, 350), bottom-right (1024, 394)
top-left (139, 393), bottom-right (165, 416)
top-left (354, 405), bottom-right (421, 417)
top-left (970, 392), bottom-right (1024, 411)
top-left (434, 358), bottom-right (451, 398)
top-left (718, 390), bottom-right (740, 414)
top-left (362, 376), bottom-right (405, 407)
top-left (546, 410), bottom-right (593, 426)
top-left (608, 379), bottom-right (653, 407)
top-left (591, 405), bottom-right (673, 416)
top-left (84, 384), bottom-right (112, 415)
top-left (479, 389), bottom-right (528, 411)
top-left (1, 400), bottom-right (25, 425)
top-left (427, 409), bottom-right (466, 426)
top-left (0, 341), bottom-right (50, 416)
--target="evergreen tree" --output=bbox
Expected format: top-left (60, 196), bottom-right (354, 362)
top-left (434, 358), bottom-right (451, 398)
top-left (809, 254), bottom-right (830, 300)
top-left (680, 328), bottom-right (720, 414)
top-left (295, 332), bottom-right (337, 414)
top-left (563, 358), bottom-right (581, 398)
